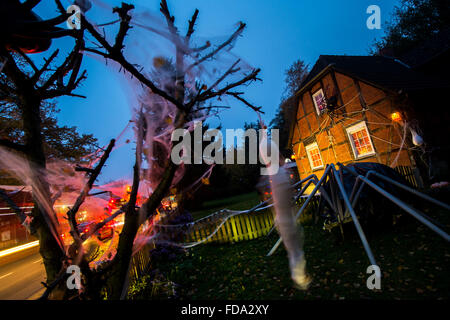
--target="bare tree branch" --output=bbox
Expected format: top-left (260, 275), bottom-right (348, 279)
top-left (160, 0), bottom-right (178, 36)
top-left (74, 165), bottom-right (95, 174)
top-left (67, 139), bottom-right (115, 242)
top-left (186, 9), bottom-right (199, 41)
top-left (142, 160), bottom-right (178, 219)
top-left (112, 3), bottom-right (135, 53)
top-left (96, 19), bottom-right (121, 27)
top-left (191, 41), bottom-right (211, 53)
top-left (38, 269), bottom-right (68, 300)
top-left (226, 91), bottom-right (264, 114)
top-left (194, 105), bottom-right (231, 112)
top-left (54, 0), bottom-right (65, 13)
top-left (82, 15), bottom-right (185, 111)
top-left (188, 68), bottom-right (261, 108)
top-left (208, 59), bottom-right (241, 92)
top-left (42, 70), bottom-right (87, 99)
top-left (39, 37), bottom-right (84, 93)
top-left (31, 49), bottom-right (59, 84)
top-left (22, 0), bottom-right (41, 10)
top-left (186, 22), bottom-right (246, 72)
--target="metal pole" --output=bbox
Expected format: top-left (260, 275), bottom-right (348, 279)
top-left (358, 175), bottom-right (450, 242)
top-left (330, 164), bottom-right (379, 269)
top-left (336, 163), bottom-right (370, 210)
top-left (292, 174), bottom-right (316, 189)
top-left (338, 164), bottom-right (450, 241)
top-left (315, 177), bottom-right (335, 213)
top-left (293, 177), bottom-right (315, 203)
top-left (370, 171), bottom-right (450, 211)
top-left (338, 163), bottom-right (450, 212)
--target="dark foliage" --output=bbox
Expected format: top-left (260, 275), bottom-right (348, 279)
top-left (372, 0), bottom-right (450, 57)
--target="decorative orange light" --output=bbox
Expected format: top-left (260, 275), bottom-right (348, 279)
top-left (391, 112), bottom-right (402, 122)
top-left (291, 154), bottom-right (296, 160)
top-left (126, 185), bottom-right (132, 193)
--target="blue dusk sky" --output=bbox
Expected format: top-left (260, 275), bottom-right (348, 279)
top-left (32, 0), bottom-right (399, 182)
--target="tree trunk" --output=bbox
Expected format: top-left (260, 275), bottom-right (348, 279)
top-left (106, 160), bottom-right (178, 299)
top-left (105, 41), bottom-right (185, 299)
top-left (20, 90), bottom-right (65, 285)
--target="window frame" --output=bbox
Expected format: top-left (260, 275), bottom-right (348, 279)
top-left (312, 88), bottom-right (327, 115)
top-left (345, 121), bottom-right (376, 159)
top-left (305, 142), bottom-right (324, 170)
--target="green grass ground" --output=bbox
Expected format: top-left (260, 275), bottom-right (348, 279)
top-left (189, 192), bottom-right (262, 220)
top-left (138, 192), bottom-right (450, 300)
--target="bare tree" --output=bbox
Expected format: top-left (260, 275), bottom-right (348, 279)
top-left (1, 0), bottom-right (262, 299)
top-left (0, 0), bottom-right (87, 291)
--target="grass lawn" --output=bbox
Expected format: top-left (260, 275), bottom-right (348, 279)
top-left (189, 192), bottom-right (262, 220)
top-left (140, 192), bottom-right (450, 300)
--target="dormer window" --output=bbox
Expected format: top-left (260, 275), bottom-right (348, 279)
top-left (312, 89), bottom-right (327, 115)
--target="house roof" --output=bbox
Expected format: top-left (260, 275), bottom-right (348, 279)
top-left (298, 54), bottom-right (450, 95)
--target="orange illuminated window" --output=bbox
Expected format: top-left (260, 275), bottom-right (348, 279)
top-left (305, 142), bottom-right (324, 170)
top-left (346, 121), bottom-right (375, 158)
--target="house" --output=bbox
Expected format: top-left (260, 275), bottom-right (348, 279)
top-left (288, 45), bottom-right (450, 189)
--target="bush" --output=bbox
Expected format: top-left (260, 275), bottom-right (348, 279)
top-left (127, 273), bottom-right (178, 300)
